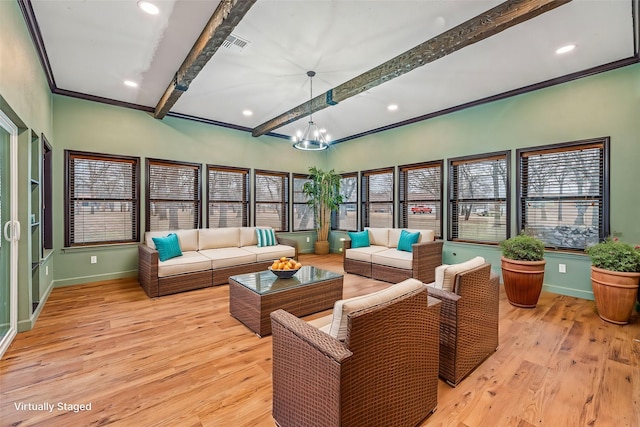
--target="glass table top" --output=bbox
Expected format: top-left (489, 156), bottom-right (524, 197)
top-left (229, 266), bottom-right (343, 295)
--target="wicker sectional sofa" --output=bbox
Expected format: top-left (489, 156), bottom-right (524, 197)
top-left (342, 227), bottom-right (443, 283)
top-left (138, 227), bottom-right (297, 297)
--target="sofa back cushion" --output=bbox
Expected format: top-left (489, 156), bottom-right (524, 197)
top-left (366, 228), bottom-right (389, 247)
top-left (441, 256), bottom-right (485, 292)
top-left (145, 229), bottom-right (198, 252)
top-left (328, 278), bottom-right (425, 341)
top-left (389, 228), bottom-right (435, 248)
top-left (240, 227), bottom-right (259, 247)
top-left (198, 228), bottom-right (240, 250)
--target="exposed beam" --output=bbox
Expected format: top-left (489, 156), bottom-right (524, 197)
top-left (154, 0), bottom-right (257, 119)
top-left (252, 0), bottom-right (572, 137)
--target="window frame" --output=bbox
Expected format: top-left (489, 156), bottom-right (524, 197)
top-left (361, 167), bottom-right (395, 229)
top-left (292, 173), bottom-right (315, 232)
top-left (516, 137), bottom-right (610, 251)
top-left (334, 172), bottom-right (358, 232)
top-left (64, 150), bottom-right (140, 247)
top-left (254, 169), bottom-right (289, 232)
top-left (145, 158), bottom-right (202, 232)
top-left (399, 160), bottom-right (443, 238)
top-left (448, 151), bottom-right (510, 244)
top-left (206, 165), bottom-right (250, 228)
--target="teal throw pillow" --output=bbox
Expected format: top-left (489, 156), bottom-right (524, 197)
top-left (348, 231), bottom-right (370, 249)
top-left (152, 233), bottom-right (183, 262)
top-left (256, 228), bottom-right (277, 247)
top-left (397, 229), bottom-right (420, 252)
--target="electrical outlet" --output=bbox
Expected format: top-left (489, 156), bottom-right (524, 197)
top-left (559, 263), bottom-right (566, 273)
top-left (91, 256), bottom-right (97, 264)
top-left (306, 237), bottom-right (310, 242)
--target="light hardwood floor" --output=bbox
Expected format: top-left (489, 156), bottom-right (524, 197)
top-left (1, 254), bottom-right (639, 426)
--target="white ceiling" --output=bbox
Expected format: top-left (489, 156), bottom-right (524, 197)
top-left (30, 0), bottom-right (638, 144)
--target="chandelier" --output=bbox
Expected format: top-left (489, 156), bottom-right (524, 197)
top-left (292, 71), bottom-right (330, 151)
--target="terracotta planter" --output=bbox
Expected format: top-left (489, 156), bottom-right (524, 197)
top-left (591, 266), bottom-right (640, 325)
top-left (314, 240), bottom-right (330, 255)
top-left (501, 257), bottom-right (546, 308)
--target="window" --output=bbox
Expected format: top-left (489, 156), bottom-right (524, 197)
top-left (207, 165), bottom-right (249, 228)
top-left (362, 168), bottom-right (394, 228)
top-left (335, 172), bottom-right (358, 231)
top-left (146, 159), bottom-right (201, 231)
top-left (517, 138), bottom-right (609, 250)
top-left (293, 173), bottom-right (314, 231)
top-left (65, 151), bottom-right (139, 246)
top-left (399, 161), bottom-right (443, 238)
top-left (449, 152), bottom-right (509, 243)
top-left (255, 170), bottom-right (289, 231)
top-left (41, 136), bottom-right (52, 252)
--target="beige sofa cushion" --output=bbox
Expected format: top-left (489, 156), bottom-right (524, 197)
top-left (157, 251), bottom-right (212, 278)
top-left (198, 247), bottom-right (256, 268)
top-left (345, 245), bottom-right (388, 263)
top-left (431, 264), bottom-right (450, 290)
top-left (389, 228), bottom-right (435, 248)
top-left (146, 229), bottom-right (198, 252)
top-left (239, 227), bottom-right (260, 247)
top-left (242, 244), bottom-right (296, 262)
top-left (328, 278), bottom-right (424, 340)
top-left (370, 248), bottom-right (413, 270)
top-left (366, 228), bottom-right (389, 247)
top-left (198, 228), bottom-right (240, 250)
top-left (441, 256), bottom-right (485, 292)
top-left (307, 314), bottom-right (332, 335)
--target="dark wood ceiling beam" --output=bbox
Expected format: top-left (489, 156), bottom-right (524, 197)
top-left (154, 0), bottom-right (257, 119)
top-left (252, 0), bottom-right (571, 137)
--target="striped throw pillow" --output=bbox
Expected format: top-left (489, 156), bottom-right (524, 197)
top-left (256, 228), bottom-right (277, 247)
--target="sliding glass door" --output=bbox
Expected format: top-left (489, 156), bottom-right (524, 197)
top-left (0, 110), bottom-right (19, 358)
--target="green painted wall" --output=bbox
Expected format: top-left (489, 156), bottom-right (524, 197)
top-left (330, 64), bottom-right (640, 299)
top-left (1, 0), bottom-right (55, 331)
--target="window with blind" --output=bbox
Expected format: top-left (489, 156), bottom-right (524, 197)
top-left (449, 152), bottom-right (509, 243)
top-left (517, 138), bottom-right (609, 250)
top-left (362, 168), bottom-right (394, 228)
top-left (65, 151), bottom-right (139, 246)
top-left (255, 170), bottom-right (289, 231)
top-left (335, 172), bottom-right (358, 231)
top-left (146, 159), bottom-right (201, 231)
top-left (399, 161), bottom-right (443, 238)
top-left (293, 174), bottom-right (314, 231)
top-left (207, 165), bottom-right (249, 228)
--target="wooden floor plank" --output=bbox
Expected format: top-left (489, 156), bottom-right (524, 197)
top-left (1, 253), bottom-right (639, 426)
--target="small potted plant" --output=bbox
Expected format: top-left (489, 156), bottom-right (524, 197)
top-left (302, 167), bottom-right (343, 255)
top-left (500, 232), bottom-right (546, 308)
top-left (585, 237), bottom-right (640, 324)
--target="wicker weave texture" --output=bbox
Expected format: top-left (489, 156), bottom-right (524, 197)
top-left (271, 288), bottom-right (441, 427)
top-left (428, 263), bottom-right (499, 386)
top-left (230, 274), bottom-right (343, 336)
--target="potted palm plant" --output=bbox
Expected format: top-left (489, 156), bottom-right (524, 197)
top-left (585, 237), bottom-right (640, 324)
top-left (500, 232), bottom-right (546, 308)
top-left (302, 167), bottom-right (343, 255)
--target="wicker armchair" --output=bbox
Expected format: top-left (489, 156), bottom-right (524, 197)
top-left (427, 263), bottom-right (500, 387)
top-left (271, 287), bottom-right (441, 427)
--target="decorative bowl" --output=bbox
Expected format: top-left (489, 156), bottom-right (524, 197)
top-left (268, 267), bottom-right (300, 279)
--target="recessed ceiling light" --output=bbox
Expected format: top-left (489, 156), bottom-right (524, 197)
top-left (242, 110), bottom-right (253, 116)
top-left (124, 80), bottom-right (138, 88)
top-left (138, 1), bottom-right (159, 15)
top-left (556, 44), bottom-right (576, 55)
top-left (388, 104), bottom-right (399, 111)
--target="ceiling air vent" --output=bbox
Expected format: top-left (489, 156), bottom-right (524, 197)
top-left (222, 34), bottom-right (250, 52)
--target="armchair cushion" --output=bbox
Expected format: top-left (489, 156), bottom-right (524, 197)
top-left (152, 233), bottom-right (183, 262)
top-left (328, 278), bottom-right (424, 340)
top-left (441, 256), bottom-right (485, 292)
top-left (348, 230), bottom-right (370, 248)
top-left (397, 229), bottom-right (420, 252)
top-left (433, 264), bottom-right (450, 289)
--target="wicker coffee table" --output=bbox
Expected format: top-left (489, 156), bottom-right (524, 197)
top-left (229, 266), bottom-right (343, 337)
